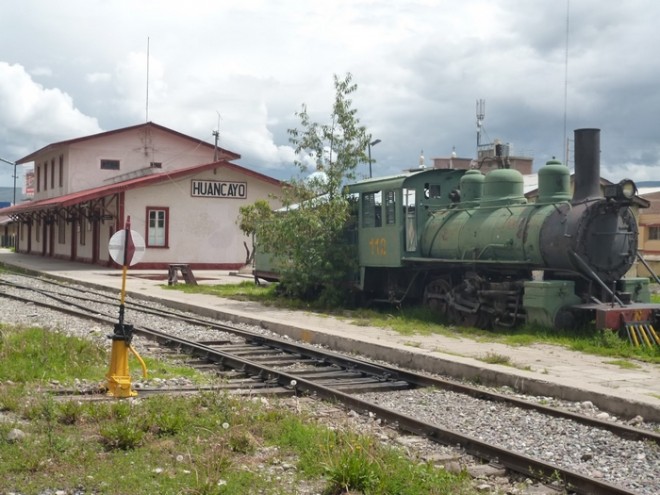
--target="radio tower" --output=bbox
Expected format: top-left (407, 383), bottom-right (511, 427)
top-left (476, 98), bottom-right (486, 156)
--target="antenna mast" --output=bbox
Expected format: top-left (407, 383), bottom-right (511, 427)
top-left (145, 37), bottom-right (150, 122)
top-left (476, 98), bottom-right (486, 155)
top-left (212, 112), bottom-right (221, 161)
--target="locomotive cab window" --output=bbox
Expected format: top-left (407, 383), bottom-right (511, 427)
top-left (424, 183), bottom-right (441, 199)
top-left (362, 191), bottom-right (382, 228)
top-left (404, 188), bottom-right (417, 252)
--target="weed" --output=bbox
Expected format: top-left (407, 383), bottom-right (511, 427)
top-left (479, 352), bottom-right (512, 365)
top-left (604, 359), bottom-right (642, 370)
top-left (56, 400), bottom-right (85, 425)
top-left (99, 419), bottom-right (146, 450)
top-left (227, 427), bottom-right (258, 454)
top-left (0, 383), bottom-right (24, 412)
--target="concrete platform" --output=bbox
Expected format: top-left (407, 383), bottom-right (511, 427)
top-left (1, 249), bottom-right (659, 422)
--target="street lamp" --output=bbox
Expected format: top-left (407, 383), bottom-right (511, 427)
top-left (0, 157), bottom-right (17, 205)
top-left (367, 138), bottom-right (381, 178)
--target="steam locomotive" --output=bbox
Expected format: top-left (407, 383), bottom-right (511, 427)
top-left (257, 129), bottom-right (660, 340)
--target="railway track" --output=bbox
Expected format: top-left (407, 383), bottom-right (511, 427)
top-left (0, 273), bottom-right (658, 494)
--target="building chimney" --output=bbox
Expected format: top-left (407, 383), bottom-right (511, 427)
top-left (572, 128), bottom-right (602, 203)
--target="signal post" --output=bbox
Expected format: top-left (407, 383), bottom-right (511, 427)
top-left (106, 216), bottom-right (148, 397)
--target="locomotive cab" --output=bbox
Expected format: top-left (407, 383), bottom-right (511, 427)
top-left (345, 168), bottom-right (466, 301)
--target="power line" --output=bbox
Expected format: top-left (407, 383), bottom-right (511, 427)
top-left (563, 0), bottom-right (570, 165)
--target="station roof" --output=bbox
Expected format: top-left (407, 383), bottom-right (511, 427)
top-left (16, 121), bottom-right (240, 164)
top-left (0, 160), bottom-right (281, 217)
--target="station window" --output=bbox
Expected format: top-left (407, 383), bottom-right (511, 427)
top-left (147, 207), bottom-right (169, 247)
top-left (362, 191), bottom-right (382, 228)
top-left (59, 155), bottom-right (64, 187)
top-left (100, 159), bottom-right (120, 170)
top-left (649, 226), bottom-right (660, 240)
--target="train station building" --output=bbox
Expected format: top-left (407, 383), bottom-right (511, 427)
top-left (0, 122), bottom-right (284, 269)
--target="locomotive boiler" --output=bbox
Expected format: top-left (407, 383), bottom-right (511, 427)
top-left (347, 128), bottom-right (658, 337)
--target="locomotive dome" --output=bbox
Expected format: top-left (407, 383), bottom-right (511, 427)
top-left (480, 168), bottom-right (526, 206)
top-left (458, 169), bottom-right (484, 206)
top-left (538, 159), bottom-right (571, 203)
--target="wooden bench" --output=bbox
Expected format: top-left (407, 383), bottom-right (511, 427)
top-left (167, 264), bottom-right (197, 285)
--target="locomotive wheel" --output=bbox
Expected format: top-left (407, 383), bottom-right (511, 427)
top-left (424, 279), bottom-right (452, 316)
top-left (454, 308), bottom-right (490, 329)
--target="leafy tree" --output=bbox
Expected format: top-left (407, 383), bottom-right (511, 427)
top-left (237, 199), bottom-right (273, 265)
top-left (239, 73), bottom-right (370, 305)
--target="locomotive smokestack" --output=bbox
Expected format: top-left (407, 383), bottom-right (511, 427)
top-left (572, 128), bottom-right (602, 202)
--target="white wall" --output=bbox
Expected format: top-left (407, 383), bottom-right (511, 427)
top-left (121, 166), bottom-right (282, 266)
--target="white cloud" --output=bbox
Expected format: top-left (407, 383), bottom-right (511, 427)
top-left (1, 0), bottom-right (660, 185)
top-left (0, 62), bottom-right (101, 154)
top-left (86, 72), bottom-right (112, 84)
top-left (30, 67), bottom-right (53, 77)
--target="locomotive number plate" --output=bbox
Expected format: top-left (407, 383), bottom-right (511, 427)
top-left (369, 238), bottom-right (387, 256)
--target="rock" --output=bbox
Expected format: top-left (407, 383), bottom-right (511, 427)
top-left (467, 464), bottom-right (507, 478)
top-left (7, 428), bottom-right (26, 443)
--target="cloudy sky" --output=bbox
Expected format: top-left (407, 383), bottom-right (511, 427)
top-left (1, 0), bottom-right (658, 191)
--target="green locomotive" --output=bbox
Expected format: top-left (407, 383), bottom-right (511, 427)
top-left (257, 129), bottom-right (659, 336)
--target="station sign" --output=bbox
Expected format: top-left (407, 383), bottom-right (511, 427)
top-left (191, 180), bottom-right (247, 199)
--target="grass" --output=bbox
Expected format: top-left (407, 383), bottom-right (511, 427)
top-left (165, 281), bottom-right (660, 364)
top-left (0, 324), bottom-right (476, 495)
top-left (603, 359), bottom-right (642, 370)
top-left (478, 352), bottom-right (512, 366)
top-left (163, 280), bottom-right (280, 304)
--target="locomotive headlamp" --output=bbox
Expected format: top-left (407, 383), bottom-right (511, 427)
top-left (604, 179), bottom-right (637, 201)
top-left (619, 179), bottom-right (637, 199)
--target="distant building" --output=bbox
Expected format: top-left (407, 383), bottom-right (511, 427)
top-left (635, 187), bottom-right (660, 276)
top-left (432, 141), bottom-right (533, 175)
top-left (0, 122), bottom-right (284, 268)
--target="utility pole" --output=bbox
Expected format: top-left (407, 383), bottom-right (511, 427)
top-left (213, 111), bottom-right (221, 161)
top-left (368, 138), bottom-right (381, 178)
top-left (212, 130), bottom-right (220, 161)
top-left (0, 157), bottom-right (17, 205)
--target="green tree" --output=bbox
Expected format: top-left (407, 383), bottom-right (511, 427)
top-left (241, 73), bottom-right (369, 304)
top-left (237, 199), bottom-right (273, 265)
